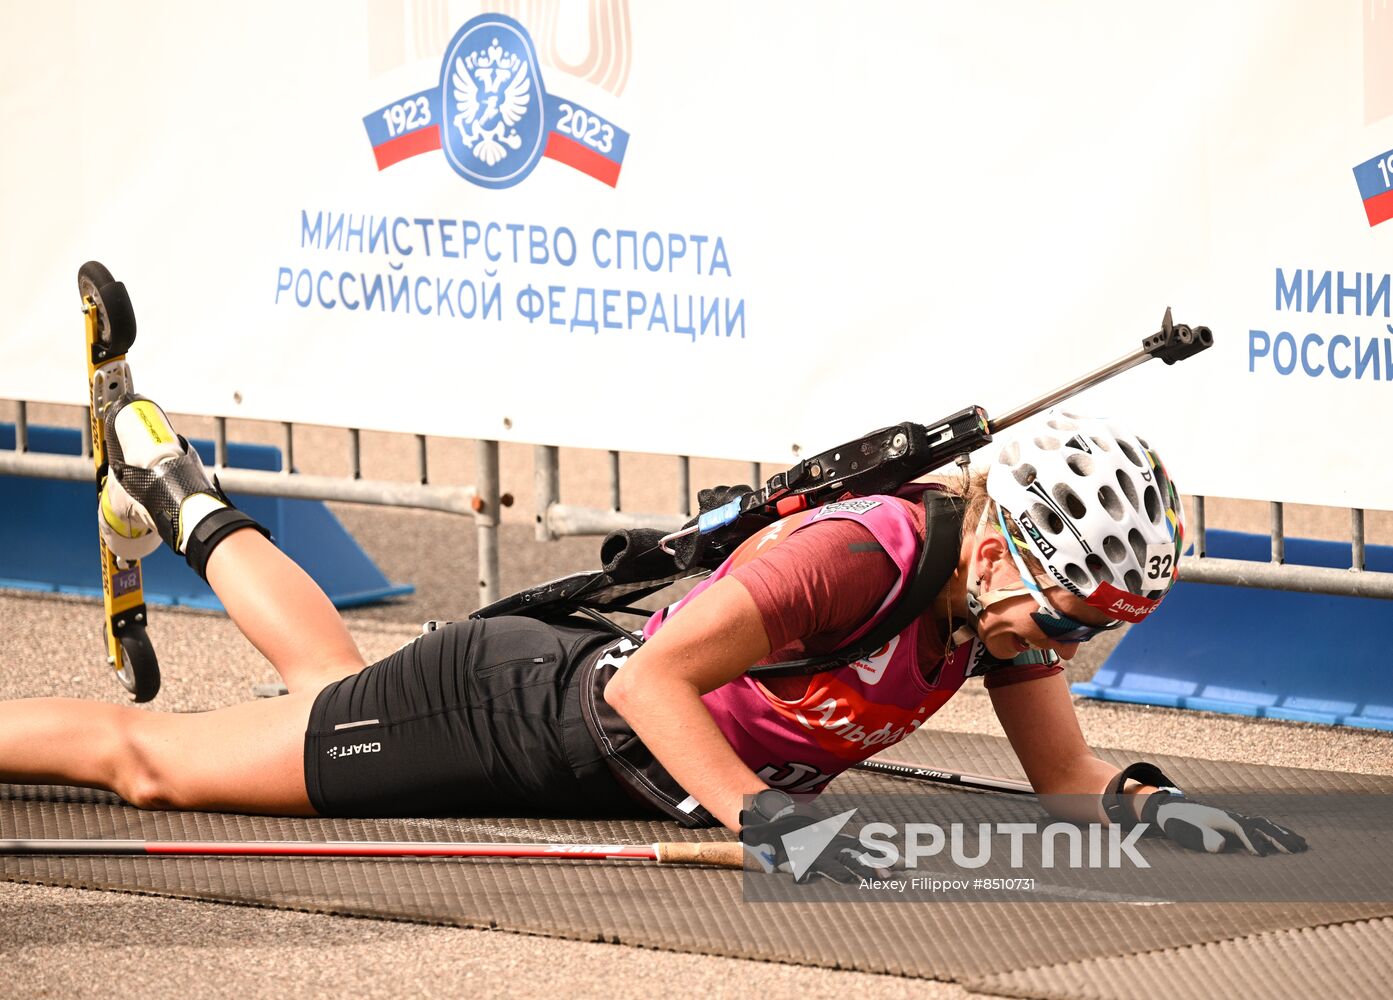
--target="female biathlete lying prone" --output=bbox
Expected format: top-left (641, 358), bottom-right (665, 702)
top-left (0, 395), bottom-right (1306, 881)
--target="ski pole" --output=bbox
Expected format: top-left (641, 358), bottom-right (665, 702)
top-left (852, 759), bottom-right (1035, 796)
top-left (0, 838), bottom-right (746, 868)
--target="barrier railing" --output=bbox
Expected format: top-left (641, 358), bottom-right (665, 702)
top-left (3, 397), bottom-right (1390, 606)
top-left (3, 399), bottom-right (685, 607)
top-left (1182, 497), bottom-right (1391, 598)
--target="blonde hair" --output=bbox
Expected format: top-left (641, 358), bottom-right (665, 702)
top-left (941, 469), bottom-right (1048, 579)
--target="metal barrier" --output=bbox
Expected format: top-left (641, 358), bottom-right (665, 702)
top-left (3, 397), bottom-right (1391, 605)
top-left (1184, 497), bottom-right (1392, 599)
top-left (1, 399), bottom-right (692, 607)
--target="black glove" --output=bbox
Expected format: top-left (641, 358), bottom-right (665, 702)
top-left (1143, 792), bottom-right (1309, 856)
top-left (739, 789), bottom-right (888, 884)
top-left (674, 484), bottom-right (756, 570)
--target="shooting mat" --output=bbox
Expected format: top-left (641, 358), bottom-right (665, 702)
top-left (2, 730), bottom-right (1390, 999)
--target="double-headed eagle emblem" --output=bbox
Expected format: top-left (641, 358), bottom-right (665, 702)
top-left (452, 38), bottom-right (532, 166)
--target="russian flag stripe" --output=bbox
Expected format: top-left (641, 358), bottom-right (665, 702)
top-left (372, 128), bottom-right (442, 170)
top-left (1353, 149), bottom-right (1393, 226)
top-left (364, 90), bottom-right (628, 185)
top-left (1364, 188), bottom-right (1393, 227)
top-left (543, 132), bottom-right (622, 187)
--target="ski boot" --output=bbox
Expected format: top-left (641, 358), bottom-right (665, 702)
top-left (100, 394), bottom-right (268, 578)
top-left (81, 260), bottom-right (160, 702)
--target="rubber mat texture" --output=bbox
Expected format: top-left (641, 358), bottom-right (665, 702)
top-left (975, 916), bottom-right (1393, 1000)
top-left (3, 731), bottom-right (1390, 996)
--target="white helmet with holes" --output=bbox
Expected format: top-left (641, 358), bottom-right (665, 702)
top-left (985, 411), bottom-right (1184, 623)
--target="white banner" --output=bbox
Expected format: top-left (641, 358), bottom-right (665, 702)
top-left (3, 1), bottom-right (1391, 509)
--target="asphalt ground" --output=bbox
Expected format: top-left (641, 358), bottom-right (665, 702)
top-left (3, 402), bottom-right (1393, 998)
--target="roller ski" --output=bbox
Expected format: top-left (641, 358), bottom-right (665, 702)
top-left (82, 261), bottom-right (160, 701)
top-left (83, 262), bottom-right (269, 702)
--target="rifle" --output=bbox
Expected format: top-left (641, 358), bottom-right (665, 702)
top-left (473, 308), bottom-right (1210, 623)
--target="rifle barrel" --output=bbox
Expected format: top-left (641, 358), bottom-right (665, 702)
top-left (990, 347), bottom-right (1151, 435)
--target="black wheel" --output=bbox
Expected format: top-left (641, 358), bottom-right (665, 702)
top-left (112, 624), bottom-right (161, 703)
top-left (78, 260), bottom-right (137, 358)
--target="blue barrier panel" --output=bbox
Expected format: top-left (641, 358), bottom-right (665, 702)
top-left (0, 423), bottom-right (413, 611)
top-left (1073, 529), bottom-right (1393, 732)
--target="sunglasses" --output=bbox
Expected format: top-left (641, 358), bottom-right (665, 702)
top-left (996, 509), bottom-right (1123, 644)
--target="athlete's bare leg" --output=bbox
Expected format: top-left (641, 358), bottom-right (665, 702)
top-left (12, 402), bottom-right (374, 812)
top-left (0, 691), bottom-right (320, 814)
top-left (204, 528), bottom-right (366, 693)
top-left (0, 520), bottom-right (361, 813)
top-left (0, 528), bottom-right (370, 811)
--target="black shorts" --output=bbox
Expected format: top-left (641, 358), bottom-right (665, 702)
top-left (303, 616), bottom-right (646, 818)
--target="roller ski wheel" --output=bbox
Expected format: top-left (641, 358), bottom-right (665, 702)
top-left (104, 622), bottom-right (160, 704)
top-left (83, 261), bottom-right (161, 703)
top-left (78, 261), bottom-right (137, 361)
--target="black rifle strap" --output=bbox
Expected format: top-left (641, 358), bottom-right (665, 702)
top-left (473, 492), bottom-right (966, 680)
top-left (746, 491), bottom-right (965, 679)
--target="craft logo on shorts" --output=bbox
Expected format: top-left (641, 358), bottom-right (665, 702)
top-left (362, 14), bottom-right (631, 189)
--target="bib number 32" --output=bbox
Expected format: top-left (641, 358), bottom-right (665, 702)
top-left (1143, 543), bottom-right (1176, 587)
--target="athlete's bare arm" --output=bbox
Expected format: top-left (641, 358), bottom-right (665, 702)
top-left (989, 671), bottom-right (1155, 823)
top-left (603, 577), bottom-right (772, 831)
